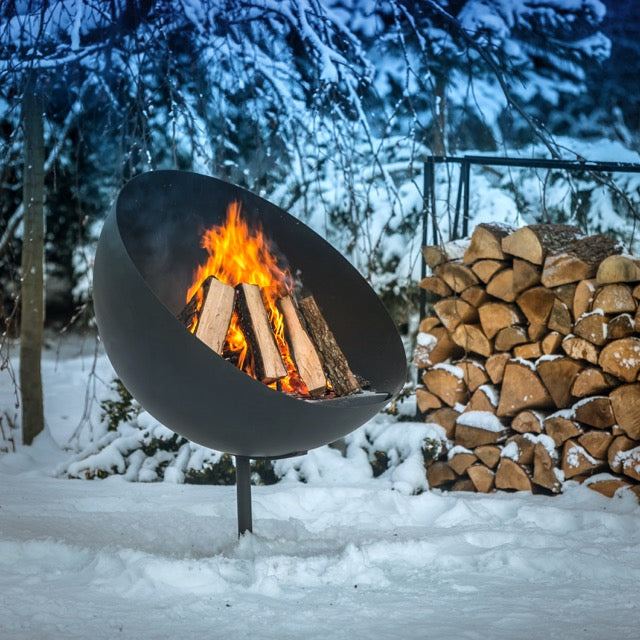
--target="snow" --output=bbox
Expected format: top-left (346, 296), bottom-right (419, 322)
top-left (524, 433), bottom-right (558, 459)
top-left (456, 411), bottom-right (504, 432)
top-left (416, 331), bottom-right (437, 348)
top-left (2, 341), bottom-right (640, 638)
top-left (478, 384), bottom-right (499, 407)
top-left (501, 441), bottom-right (520, 461)
top-left (431, 363), bottom-right (465, 379)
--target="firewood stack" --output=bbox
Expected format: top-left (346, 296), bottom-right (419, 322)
top-left (416, 223), bottom-right (640, 499)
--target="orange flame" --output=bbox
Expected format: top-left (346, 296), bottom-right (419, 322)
top-left (186, 201), bottom-right (311, 396)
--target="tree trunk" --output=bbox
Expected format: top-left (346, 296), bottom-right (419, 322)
top-left (20, 77), bottom-right (45, 445)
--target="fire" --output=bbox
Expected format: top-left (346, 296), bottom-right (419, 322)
top-left (186, 201), bottom-right (310, 396)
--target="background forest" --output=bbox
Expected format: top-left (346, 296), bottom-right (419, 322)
top-left (1, 0), bottom-right (640, 452)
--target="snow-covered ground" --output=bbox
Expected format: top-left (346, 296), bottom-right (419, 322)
top-left (1, 338), bottom-right (640, 639)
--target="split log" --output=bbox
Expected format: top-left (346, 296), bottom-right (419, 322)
top-left (586, 476), bottom-right (630, 498)
top-left (452, 324), bottom-right (493, 357)
top-left (460, 285), bottom-right (489, 308)
top-left (573, 396), bottom-right (615, 429)
top-left (465, 385), bottom-right (499, 414)
top-left (512, 410), bottom-right (544, 434)
top-left (478, 303), bottom-right (522, 340)
top-left (608, 434), bottom-right (637, 473)
top-left (528, 323), bottom-right (547, 342)
top-left (541, 332), bottom-right (562, 355)
top-left (501, 224), bottom-right (582, 265)
top-left (513, 259), bottom-right (541, 294)
top-left (634, 284), bottom-right (640, 300)
top-left (541, 235), bottom-right (620, 287)
top-left (562, 440), bottom-right (605, 479)
top-left (544, 415), bottom-right (582, 446)
top-left (553, 284), bottom-right (577, 310)
top-left (574, 311), bottom-right (608, 346)
top-left (457, 360), bottom-right (489, 392)
top-left (561, 335), bottom-right (599, 365)
top-left (448, 451), bottom-right (478, 475)
top-left (433, 298), bottom-right (478, 331)
top-left (422, 365), bottom-right (467, 407)
top-left (179, 276), bottom-right (235, 354)
top-left (471, 259), bottom-right (506, 284)
top-left (547, 300), bottom-right (573, 335)
top-left (426, 407), bottom-right (459, 439)
top-left (419, 276), bottom-right (453, 298)
top-left (505, 434), bottom-right (535, 465)
top-left (298, 294), bottom-right (360, 396)
top-left (591, 284), bottom-right (636, 314)
top-left (573, 279), bottom-right (597, 319)
top-left (497, 361), bottom-right (554, 416)
top-left (513, 342), bottom-right (542, 360)
top-left (610, 384), bottom-right (640, 439)
top-left (463, 223), bottom-right (513, 263)
top-left (451, 478), bottom-right (477, 492)
top-left (537, 356), bottom-right (583, 409)
top-left (598, 337), bottom-right (640, 382)
top-left (436, 263), bottom-right (479, 293)
top-left (455, 412), bottom-right (506, 448)
top-left (414, 328), bottom-right (460, 367)
top-left (475, 445), bottom-right (501, 469)
top-left (495, 458), bottom-right (533, 491)
top-left (427, 461), bottom-right (457, 487)
top-left (596, 254), bottom-right (640, 284)
top-left (608, 313), bottom-right (635, 340)
top-left (423, 240), bottom-right (468, 268)
top-left (578, 431), bottom-right (613, 460)
top-left (485, 353), bottom-right (510, 385)
top-left (570, 368), bottom-right (615, 398)
top-left (467, 464), bottom-right (495, 493)
top-left (486, 268), bottom-right (516, 302)
top-left (532, 443), bottom-right (562, 493)
top-left (418, 317), bottom-right (441, 333)
top-left (416, 388), bottom-right (442, 413)
top-left (236, 283), bottom-right (287, 383)
top-left (278, 295), bottom-right (327, 396)
top-left (517, 286), bottom-right (556, 325)
top-left (494, 326), bottom-right (528, 352)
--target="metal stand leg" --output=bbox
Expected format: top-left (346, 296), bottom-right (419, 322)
top-left (235, 455), bottom-right (252, 536)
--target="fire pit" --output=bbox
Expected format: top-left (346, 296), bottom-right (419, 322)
top-left (93, 170), bottom-right (406, 534)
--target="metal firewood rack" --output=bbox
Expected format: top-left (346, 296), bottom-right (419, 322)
top-left (420, 155), bottom-right (640, 319)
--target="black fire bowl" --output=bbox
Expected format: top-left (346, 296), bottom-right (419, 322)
top-left (93, 170), bottom-right (406, 533)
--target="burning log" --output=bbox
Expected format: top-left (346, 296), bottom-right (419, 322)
top-left (235, 283), bottom-right (287, 384)
top-left (277, 295), bottom-right (327, 397)
top-left (178, 276), bottom-right (235, 355)
top-left (298, 294), bottom-right (360, 396)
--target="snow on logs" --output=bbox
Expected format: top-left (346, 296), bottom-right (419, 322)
top-left (416, 222), bottom-right (640, 498)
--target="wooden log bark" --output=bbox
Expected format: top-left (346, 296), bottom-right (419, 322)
top-left (598, 338), bottom-right (640, 382)
top-left (501, 224), bottom-right (582, 265)
top-left (278, 295), bottom-right (328, 396)
top-left (497, 361), bottom-right (554, 416)
top-left (298, 294), bottom-right (360, 396)
top-left (463, 223), bottom-right (513, 263)
top-left (541, 235), bottom-right (620, 287)
top-left (236, 283), bottom-right (287, 383)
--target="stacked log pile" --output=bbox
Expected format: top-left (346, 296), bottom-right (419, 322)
top-left (416, 223), bottom-right (640, 499)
